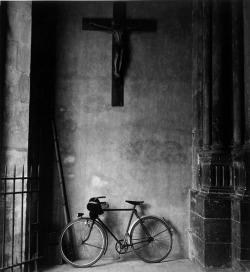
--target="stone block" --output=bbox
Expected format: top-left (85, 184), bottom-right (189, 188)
top-left (240, 248), bottom-right (250, 260)
top-left (241, 222), bottom-right (250, 248)
top-left (196, 193), bottom-right (231, 219)
top-left (190, 211), bottom-right (204, 240)
top-left (3, 100), bottom-right (29, 134)
top-left (6, 41), bottom-right (18, 67)
top-left (205, 197), bottom-right (231, 219)
top-left (204, 243), bottom-right (231, 268)
top-left (5, 66), bottom-right (22, 89)
top-left (232, 243), bottom-right (240, 263)
top-left (232, 198), bottom-right (240, 222)
top-left (17, 45), bottom-right (31, 74)
top-left (8, 2), bottom-right (31, 20)
top-left (19, 16), bottom-right (31, 46)
top-left (195, 193), bottom-right (205, 216)
top-left (204, 218), bottom-right (231, 243)
top-left (4, 85), bottom-right (19, 102)
top-left (18, 74), bottom-right (30, 102)
top-left (241, 201), bottom-right (250, 223)
top-left (189, 232), bottom-right (204, 265)
top-left (7, 2), bottom-right (31, 44)
top-left (232, 219), bottom-right (240, 247)
top-left (190, 189), bottom-right (199, 213)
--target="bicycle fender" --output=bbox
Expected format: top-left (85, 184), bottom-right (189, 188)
top-left (162, 217), bottom-right (174, 235)
top-left (103, 229), bottom-right (109, 255)
top-left (94, 219), bottom-right (109, 255)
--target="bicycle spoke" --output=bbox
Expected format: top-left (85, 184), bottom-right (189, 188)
top-left (153, 241), bottom-right (169, 251)
top-left (131, 216), bottom-right (172, 263)
top-left (60, 219), bottom-right (106, 268)
top-left (153, 229), bottom-right (169, 238)
top-left (83, 242), bottom-right (104, 250)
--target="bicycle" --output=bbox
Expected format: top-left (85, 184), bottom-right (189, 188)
top-left (60, 196), bottom-right (173, 268)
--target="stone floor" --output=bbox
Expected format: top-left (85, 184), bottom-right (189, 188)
top-left (42, 258), bottom-right (250, 272)
top-left (42, 258), bottom-right (202, 272)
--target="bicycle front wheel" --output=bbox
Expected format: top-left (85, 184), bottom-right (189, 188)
top-left (130, 215), bottom-right (173, 263)
top-left (60, 218), bottom-right (106, 268)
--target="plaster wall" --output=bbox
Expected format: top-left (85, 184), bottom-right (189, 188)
top-left (0, 1), bottom-right (31, 268)
top-left (1, 2), bottom-right (31, 168)
top-left (54, 1), bottom-right (192, 259)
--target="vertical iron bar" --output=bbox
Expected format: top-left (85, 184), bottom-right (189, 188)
top-left (28, 167), bottom-right (32, 272)
top-left (21, 166), bottom-right (24, 271)
top-left (12, 166), bottom-right (16, 271)
top-left (36, 165), bottom-right (39, 263)
top-left (2, 166), bottom-right (7, 268)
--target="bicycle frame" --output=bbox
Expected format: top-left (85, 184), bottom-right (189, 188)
top-left (60, 201), bottom-right (174, 267)
top-left (96, 206), bottom-right (151, 248)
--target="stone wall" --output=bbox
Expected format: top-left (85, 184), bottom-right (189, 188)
top-left (0, 2), bottom-right (32, 269)
top-left (50, 1), bottom-right (193, 262)
top-left (1, 1), bottom-right (31, 168)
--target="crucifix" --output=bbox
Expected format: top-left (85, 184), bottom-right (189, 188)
top-left (82, 2), bottom-right (157, 106)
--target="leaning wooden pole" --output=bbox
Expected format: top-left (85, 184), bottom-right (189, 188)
top-left (52, 119), bottom-right (71, 225)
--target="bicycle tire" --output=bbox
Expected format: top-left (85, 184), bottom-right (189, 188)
top-left (60, 218), bottom-right (106, 268)
top-left (130, 215), bottom-right (173, 263)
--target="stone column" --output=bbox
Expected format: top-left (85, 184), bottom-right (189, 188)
top-left (0, 2), bottom-right (32, 269)
top-left (243, 0), bottom-right (250, 195)
top-left (190, 0), bottom-right (245, 269)
top-left (192, 0), bottom-right (203, 190)
top-left (1, 2), bottom-right (31, 169)
top-left (202, 0), bottom-right (212, 151)
top-left (231, 0), bottom-right (250, 267)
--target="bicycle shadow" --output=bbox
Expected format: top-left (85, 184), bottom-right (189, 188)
top-left (162, 218), bottom-right (185, 259)
top-left (137, 206), bottom-right (185, 260)
top-left (138, 203), bottom-right (150, 216)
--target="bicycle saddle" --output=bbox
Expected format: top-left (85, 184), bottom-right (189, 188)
top-left (125, 200), bottom-right (144, 206)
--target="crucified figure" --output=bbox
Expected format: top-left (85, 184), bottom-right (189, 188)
top-left (82, 4), bottom-right (157, 106)
top-left (87, 20), bottom-right (128, 78)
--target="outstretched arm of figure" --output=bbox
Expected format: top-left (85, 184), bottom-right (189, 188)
top-left (87, 20), bottom-right (113, 33)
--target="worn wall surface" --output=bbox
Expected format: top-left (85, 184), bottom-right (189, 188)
top-left (54, 1), bottom-right (192, 259)
top-left (1, 2), bottom-right (31, 168)
top-left (0, 1), bottom-right (31, 268)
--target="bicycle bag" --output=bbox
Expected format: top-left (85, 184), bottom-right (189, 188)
top-left (87, 197), bottom-right (104, 218)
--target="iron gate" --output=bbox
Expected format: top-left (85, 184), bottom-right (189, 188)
top-left (0, 166), bottom-right (42, 271)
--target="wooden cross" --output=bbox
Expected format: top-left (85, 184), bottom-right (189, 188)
top-left (82, 2), bottom-right (157, 106)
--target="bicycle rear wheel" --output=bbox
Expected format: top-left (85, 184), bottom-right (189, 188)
top-left (130, 215), bottom-right (172, 263)
top-left (60, 218), bottom-right (106, 267)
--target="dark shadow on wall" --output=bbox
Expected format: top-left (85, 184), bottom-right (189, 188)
top-left (28, 1), bottom-right (61, 267)
top-left (0, 2), bottom-right (7, 168)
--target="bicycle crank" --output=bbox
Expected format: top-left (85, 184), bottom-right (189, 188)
top-left (115, 240), bottom-right (129, 254)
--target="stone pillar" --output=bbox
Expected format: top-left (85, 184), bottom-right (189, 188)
top-left (191, 0), bottom-right (203, 190)
top-left (1, 1), bottom-right (31, 169)
top-left (202, 0), bottom-right (212, 151)
top-left (0, 2), bottom-right (32, 269)
top-left (190, 0), bottom-right (246, 269)
top-left (231, 0), bottom-right (250, 267)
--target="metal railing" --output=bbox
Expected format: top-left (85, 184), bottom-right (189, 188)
top-left (0, 166), bottom-right (42, 271)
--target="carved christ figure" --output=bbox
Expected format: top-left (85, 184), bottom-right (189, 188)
top-left (82, 4), bottom-right (157, 106)
top-left (87, 20), bottom-right (129, 78)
